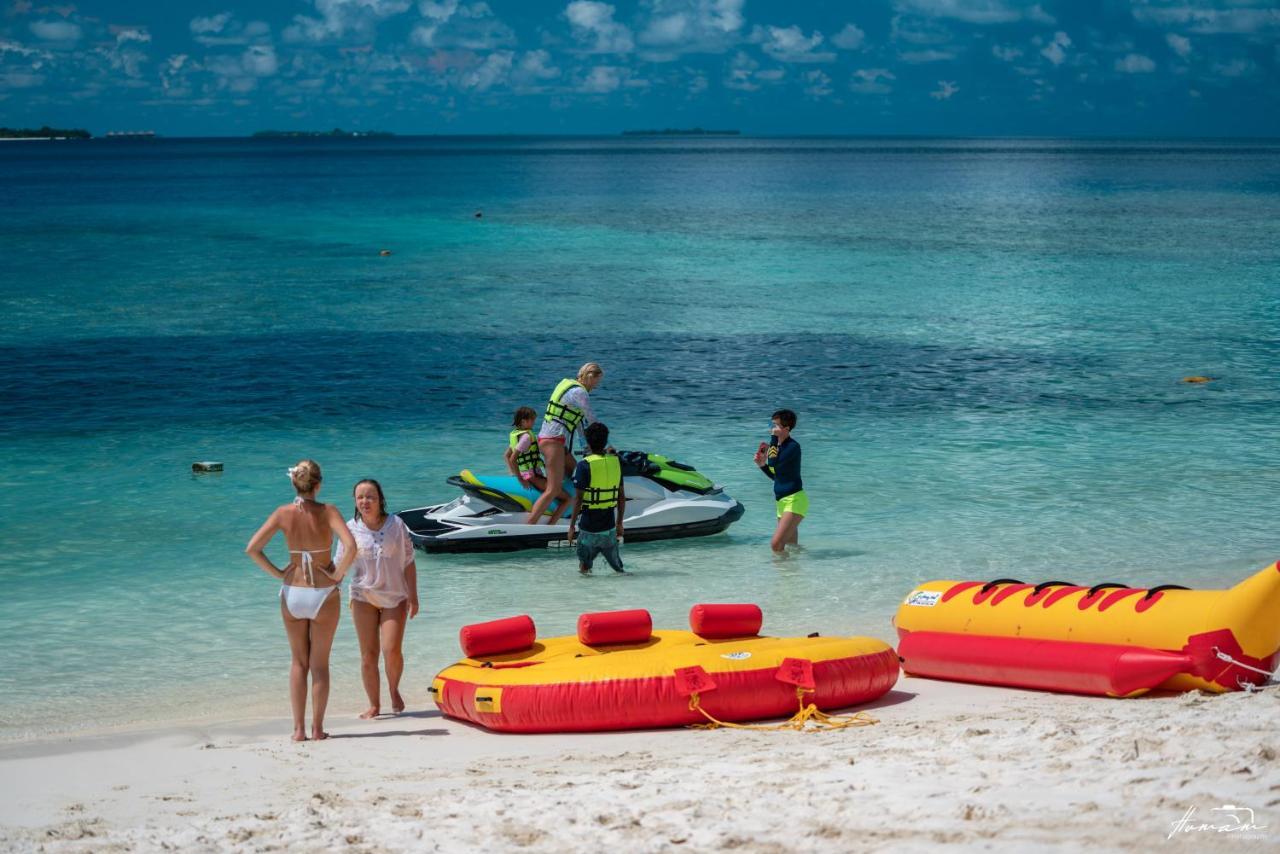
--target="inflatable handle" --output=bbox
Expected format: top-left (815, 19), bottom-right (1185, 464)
top-left (578, 609), bottom-right (653, 646)
top-left (978, 578), bottom-right (1023, 594)
top-left (460, 614), bottom-right (537, 658)
top-left (1142, 584), bottom-right (1189, 601)
top-left (1031, 580), bottom-right (1076, 594)
top-left (690, 603), bottom-right (762, 638)
top-left (1086, 582), bottom-right (1129, 598)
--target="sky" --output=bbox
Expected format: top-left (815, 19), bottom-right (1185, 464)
top-left (1, 0), bottom-right (1277, 136)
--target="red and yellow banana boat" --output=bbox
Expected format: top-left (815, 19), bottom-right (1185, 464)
top-left (430, 605), bottom-right (899, 732)
top-left (894, 560), bottom-right (1280, 697)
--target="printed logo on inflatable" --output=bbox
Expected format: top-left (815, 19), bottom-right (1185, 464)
top-left (905, 590), bottom-right (942, 607)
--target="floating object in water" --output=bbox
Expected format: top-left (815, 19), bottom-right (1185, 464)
top-left (379, 249), bottom-right (393, 256)
top-left (1182, 376), bottom-right (1213, 384)
top-left (894, 561), bottom-right (1280, 696)
top-left (430, 604), bottom-right (898, 732)
top-left (474, 210), bottom-right (483, 219)
top-left (191, 461), bottom-right (224, 473)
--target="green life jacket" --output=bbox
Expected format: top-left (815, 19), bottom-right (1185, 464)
top-left (544, 378), bottom-right (587, 433)
top-left (508, 428), bottom-right (542, 474)
top-left (582, 453), bottom-right (622, 510)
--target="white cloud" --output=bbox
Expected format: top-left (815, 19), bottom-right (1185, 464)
top-left (930, 79), bottom-right (959, 98)
top-left (113, 27), bottom-right (151, 46)
top-left (1213, 57), bottom-right (1255, 77)
top-left (803, 68), bottom-right (832, 96)
top-left (566, 1), bottom-right (634, 53)
top-left (578, 64), bottom-right (623, 92)
top-left (687, 71), bottom-right (708, 94)
top-left (850, 67), bottom-right (895, 94)
top-left (191, 13), bottom-right (232, 35)
top-left (638, 0), bottom-right (745, 53)
top-left (891, 14), bottom-right (952, 45)
top-left (1165, 32), bottom-right (1191, 57)
top-left (754, 68), bottom-right (784, 80)
top-left (1115, 52), bottom-right (1155, 72)
top-left (0, 39), bottom-right (48, 59)
top-left (1131, 3), bottom-right (1280, 35)
top-left (29, 20), bottom-right (82, 42)
top-left (284, 0), bottom-right (411, 44)
top-left (243, 44), bottom-right (278, 76)
top-left (462, 50), bottom-right (512, 89)
top-left (515, 49), bottom-right (559, 80)
top-left (420, 0), bottom-right (458, 19)
top-left (832, 23), bottom-right (865, 50)
top-left (758, 25), bottom-right (834, 63)
top-left (1040, 30), bottom-right (1070, 65)
top-left (893, 0), bottom-right (1053, 25)
top-left (412, 1), bottom-right (513, 49)
top-left (992, 44), bottom-right (1022, 61)
top-left (901, 48), bottom-right (955, 62)
top-left (724, 49), bottom-right (758, 90)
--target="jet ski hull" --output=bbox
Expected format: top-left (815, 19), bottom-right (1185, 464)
top-left (399, 492), bottom-right (745, 554)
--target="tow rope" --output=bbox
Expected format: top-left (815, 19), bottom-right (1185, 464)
top-left (687, 686), bottom-right (879, 732)
top-left (1214, 647), bottom-right (1279, 691)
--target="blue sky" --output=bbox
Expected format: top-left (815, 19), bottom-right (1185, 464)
top-left (1, 0), bottom-right (1277, 135)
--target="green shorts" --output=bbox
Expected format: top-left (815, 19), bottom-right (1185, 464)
top-left (776, 490), bottom-right (809, 519)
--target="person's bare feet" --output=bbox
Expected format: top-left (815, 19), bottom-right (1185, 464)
top-left (291, 728), bottom-right (307, 742)
top-left (358, 707), bottom-right (380, 720)
top-left (311, 727), bottom-right (329, 741)
top-left (390, 690), bottom-right (405, 714)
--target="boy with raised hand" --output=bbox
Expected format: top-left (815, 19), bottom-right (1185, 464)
top-left (567, 422), bottom-right (628, 575)
top-left (754, 408), bottom-right (806, 553)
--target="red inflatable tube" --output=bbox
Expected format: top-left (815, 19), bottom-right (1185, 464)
top-left (690, 603), bottom-right (763, 638)
top-left (460, 614), bottom-right (536, 658)
top-left (578, 609), bottom-right (653, 646)
top-left (897, 631), bottom-right (1195, 697)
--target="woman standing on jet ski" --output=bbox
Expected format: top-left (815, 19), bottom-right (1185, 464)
top-left (526, 362), bottom-right (603, 525)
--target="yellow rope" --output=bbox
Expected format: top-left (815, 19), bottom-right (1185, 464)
top-left (687, 687), bottom-right (879, 732)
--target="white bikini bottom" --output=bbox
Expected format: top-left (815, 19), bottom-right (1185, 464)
top-left (280, 584), bottom-right (337, 620)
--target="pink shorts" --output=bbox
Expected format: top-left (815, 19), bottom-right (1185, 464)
top-left (519, 470), bottom-right (543, 484)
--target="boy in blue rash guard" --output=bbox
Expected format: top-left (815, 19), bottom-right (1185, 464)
top-left (754, 408), bottom-right (806, 553)
top-left (567, 422), bottom-right (628, 575)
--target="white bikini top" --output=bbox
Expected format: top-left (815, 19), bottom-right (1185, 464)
top-left (289, 497), bottom-right (332, 586)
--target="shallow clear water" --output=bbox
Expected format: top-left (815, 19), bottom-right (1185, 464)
top-left (2, 137), bottom-right (1278, 740)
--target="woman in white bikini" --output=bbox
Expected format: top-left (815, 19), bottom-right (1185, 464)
top-left (337, 479), bottom-right (419, 719)
top-left (246, 459), bottom-right (358, 742)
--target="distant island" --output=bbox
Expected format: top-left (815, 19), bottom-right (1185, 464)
top-left (0, 126), bottom-right (91, 140)
top-left (253, 128), bottom-right (395, 139)
top-left (622, 128), bottom-right (740, 136)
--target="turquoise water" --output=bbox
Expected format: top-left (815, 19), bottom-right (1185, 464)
top-left (2, 137), bottom-right (1278, 740)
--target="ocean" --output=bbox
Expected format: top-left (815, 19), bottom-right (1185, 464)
top-left (2, 136), bottom-right (1278, 740)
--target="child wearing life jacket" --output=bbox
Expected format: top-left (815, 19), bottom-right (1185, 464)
top-left (506, 406), bottom-right (570, 524)
top-left (753, 408), bottom-right (806, 553)
top-left (567, 422), bottom-right (628, 575)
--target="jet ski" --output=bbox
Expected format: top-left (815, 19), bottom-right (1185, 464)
top-left (398, 450), bottom-right (745, 553)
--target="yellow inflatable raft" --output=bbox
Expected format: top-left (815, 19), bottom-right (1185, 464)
top-left (431, 605), bottom-right (899, 732)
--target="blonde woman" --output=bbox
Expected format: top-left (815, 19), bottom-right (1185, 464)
top-left (337, 479), bottom-right (419, 719)
top-left (246, 460), bottom-right (358, 742)
top-left (526, 362), bottom-right (604, 525)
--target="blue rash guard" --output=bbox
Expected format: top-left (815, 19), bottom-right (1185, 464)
top-left (760, 436), bottom-right (802, 499)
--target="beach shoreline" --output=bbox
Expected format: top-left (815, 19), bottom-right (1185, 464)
top-left (3, 677), bottom-right (1275, 852)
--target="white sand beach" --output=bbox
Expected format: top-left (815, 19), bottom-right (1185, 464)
top-left (2, 677), bottom-right (1275, 852)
